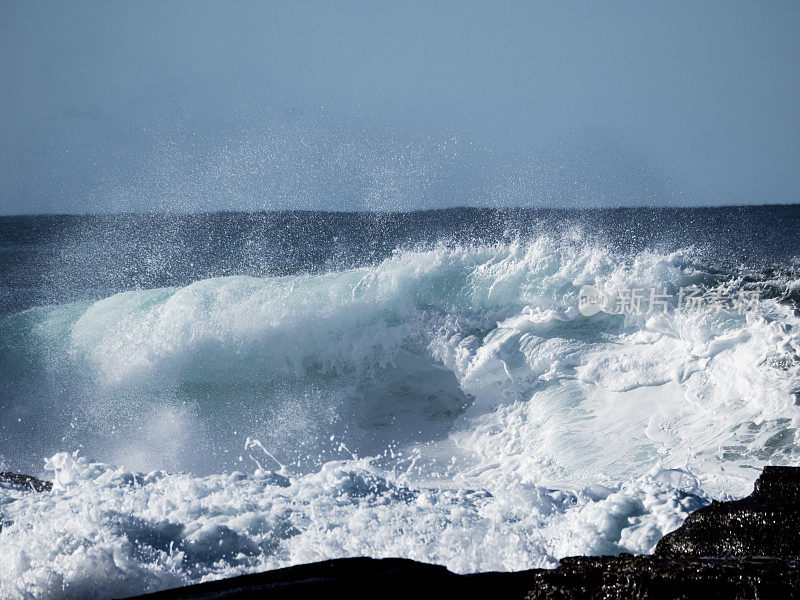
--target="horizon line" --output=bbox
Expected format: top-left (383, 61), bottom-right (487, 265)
top-left (2, 202), bottom-right (799, 219)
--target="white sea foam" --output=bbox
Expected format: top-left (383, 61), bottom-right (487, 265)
top-left (1, 238), bottom-right (799, 598)
top-left (0, 453), bottom-right (706, 599)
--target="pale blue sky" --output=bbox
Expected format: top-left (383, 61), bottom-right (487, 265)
top-left (1, 0), bottom-right (799, 213)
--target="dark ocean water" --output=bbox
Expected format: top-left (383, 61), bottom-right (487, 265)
top-left (2, 206), bottom-right (799, 315)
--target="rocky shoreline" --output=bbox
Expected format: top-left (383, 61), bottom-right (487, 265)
top-left (2, 466), bottom-right (798, 599)
top-left (0, 471), bottom-right (53, 493)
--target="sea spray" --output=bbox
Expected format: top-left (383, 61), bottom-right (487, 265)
top-left (0, 221), bottom-right (798, 598)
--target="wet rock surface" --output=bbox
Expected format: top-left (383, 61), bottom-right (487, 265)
top-left (0, 471), bottom-right (52, 492)
top-left (7, 466), bottom-right (794, 599)
top-left (526, 555), bottom-right (799, 599)
top-left (654, 465), bottom-right (800, 559)
top-left (122, 557), bottom-right (538, 600)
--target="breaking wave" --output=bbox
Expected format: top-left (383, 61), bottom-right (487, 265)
top-left (1, 235), bottom-right (799, 598)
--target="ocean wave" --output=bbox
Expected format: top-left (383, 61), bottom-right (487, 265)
top-left (0, 237), bottom-right (799, 597)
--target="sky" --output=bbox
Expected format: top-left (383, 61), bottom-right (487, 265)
top-left (1, 0), bottom-right (799, 214)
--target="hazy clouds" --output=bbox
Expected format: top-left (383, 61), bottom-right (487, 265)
top-left (1, 1), bottom-right (799, 213)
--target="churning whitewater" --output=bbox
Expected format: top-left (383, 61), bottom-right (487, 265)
top-left (1, 213), bottom-right (800, 599)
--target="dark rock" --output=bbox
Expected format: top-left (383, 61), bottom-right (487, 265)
top-left (0, 471), bottom-right (52, 492)
top-left (526, 556), bottom-right (800, 599)
top-left (112, 466), bottom-right (800, 599)
top-left (655, 466), bottom-right (800, 558)
top-left (122, 557), bottom-right (539, 600)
